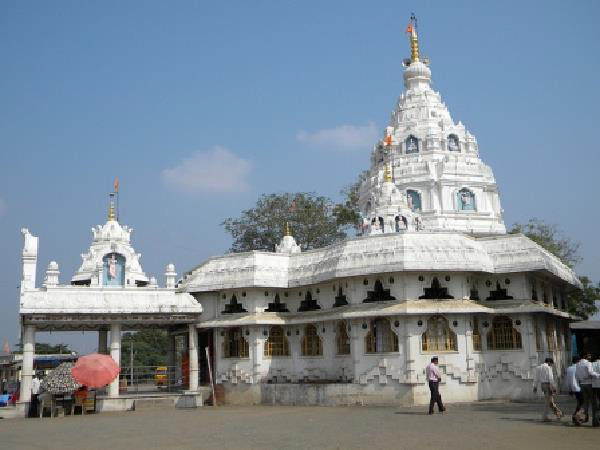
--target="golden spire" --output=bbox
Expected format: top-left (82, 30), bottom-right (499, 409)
top-left (284, 222), bottom-right (291, 237)
top-left (108, 193), bottom-right (116, 221)
top-left (406, 14), bottom-right (420, 63)
top-left (384, 165), bottom-right (392, 182)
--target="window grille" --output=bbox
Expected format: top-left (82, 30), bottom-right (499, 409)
top-left (223, 327), bottom-right (249, 358)
top-left (546, 319), bottom-right (556, 351)
top-left (422, 315), bottom-right (457, 352)
top-left (264, 326), bottom-right (290, 357)
top-left (472, 317), bottom-right (481, 351)
top-left (535, 320), bottom-right (542, 351)
top-left (365, 319), bottom-right (399, 353)
top-left (336, 321), bottom-right (351, 355)
top-left (486, 316), bottom-right (522, 350)
top-left (301, 324), bottom-right (323, 356)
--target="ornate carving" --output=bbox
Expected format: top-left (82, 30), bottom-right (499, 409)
top-left (363, 279), bottom-right (395, 303)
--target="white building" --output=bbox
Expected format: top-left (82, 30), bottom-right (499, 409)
top-left (178, 23), bottom-right (580, 405)
top-left (16, 21), bottom-right (580, 411)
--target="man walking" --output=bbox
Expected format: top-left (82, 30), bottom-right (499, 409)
top-left (426, 356), bottom-right (445, 414)
top-left (591, 355), bottom-right (600, 426)
top-left (533, 358), bottom-right (562, 422)
top-left (29, 372), bottom-right (41, 418)
top-left (566, 356), bottom-right (583, 424)
top-left (575, 352), bottom-right (600, 426)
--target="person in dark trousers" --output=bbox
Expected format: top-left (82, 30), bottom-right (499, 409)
top-left (575, 352), bottom-right (600, 426)
top-left (426, 356), bottom-right (445, 414)
top-left (566, 356), bottom-right (583, 424)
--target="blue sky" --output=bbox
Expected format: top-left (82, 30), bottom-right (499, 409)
top-left (1, 1), bottom-right (599, 352)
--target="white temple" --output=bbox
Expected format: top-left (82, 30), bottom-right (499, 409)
top-left (16, 18), bottom-right (581, 412)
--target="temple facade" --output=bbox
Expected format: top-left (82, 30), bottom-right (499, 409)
top-left (178, 22), bottom-right (580, 405)
top-left (16, 19), bottom-right (581, 411)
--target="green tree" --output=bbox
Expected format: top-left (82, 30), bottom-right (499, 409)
top-left (121, 330), bottom-right (168, 367)
top-left (332, 170), bottom-right (369, 234)
top-left (13, 342), bottom-right (73, 355)
top-left (509, 218), bottom-right (597, 319)
top-left (222, 192), bottom-right (346, 252)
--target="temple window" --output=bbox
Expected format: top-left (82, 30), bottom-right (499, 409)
top-left (363, 279), bottom-right (396, 303)
top-left (365, 318), bottom-right (398, 353)
top-left (447, 134), bottom-right (460, 152)
top-left (405, 135), bottom-right (419, 154)
top-left (378, 217), bottom-right (384, 232)
top-left (336, 321), bottom-right (351, 355)
top-left (222, 294), bottom-right (247, 314)
top-left (472, 317), bottom-right (481, 351)
top-left (419, 277), bottom-right (454, 300)
top-left (264, 326), bottom-right (290, 357)
top-left (545, 319), bottom-right (556, 351)
top-left (102, 252), bottom-right (125, 286)
top-left (457, 188), bottom-right (476, 211)
top-left (298, 291), bottom-right (321, 312)
top-left (485, 282), bottom-right (514, 301)
top-left (552, 290), bottom-right (558, 308)
top-left (223, 327), bottom-right (249, 358)
top-left (535, 320), bottom-right (542, 351)
top-left (265, 293), bottom-right (289, 312)
top-left (531, 279), bottom-right (538, 301)
top-left (407, 189), bottom-right (422, 211)
top-left (333, 286), bottom-right (348, 307)
top-left (486, 316), bottom-right (522, 350)
top-left (301, 324), bottom-right (323, 357)
top-left (422, 315), bottom-right (457, 352)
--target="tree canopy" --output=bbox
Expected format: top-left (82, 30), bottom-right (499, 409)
top-left (510, 218), bottom-right (598, 319)
top-left (121, 330), bottom-right (168, 367)
top-left (222, 192), bottom-right (347, 252)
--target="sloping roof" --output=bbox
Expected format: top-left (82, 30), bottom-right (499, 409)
top-left (179, 232), bottom-right (580, 293)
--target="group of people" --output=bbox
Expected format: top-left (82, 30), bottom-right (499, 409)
top-left (426, 354), bottom-right (600, 425)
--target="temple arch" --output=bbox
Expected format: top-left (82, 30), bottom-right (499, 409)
top-left (223, 327), bottom-right (249, 358)
top-left (457, 188), bottom-right (476, 211)
top-left (486, 316), bottom-right (522, 350)
top-left (264, 325), bottom-right (290, 357)
top-left (422, 315), bottom-right (457, 352)
top-left (301, 324), bottom-right (323, 356)
top-left (102, 252), bottom-right (125, 286)
top-left (405, 135), bottom-right (419, 154)
top-left (365, 318), bottom-right (398, 353)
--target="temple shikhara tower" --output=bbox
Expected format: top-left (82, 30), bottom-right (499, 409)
top-left (16, 17), bottom-right (581, 413)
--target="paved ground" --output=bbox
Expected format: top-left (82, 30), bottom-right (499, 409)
top-left (0, 397), bottom-right (598, 450)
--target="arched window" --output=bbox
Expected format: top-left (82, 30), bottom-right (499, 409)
top-left (223, 327), bottom-right (249, 358)
top-left (535, 319), bottom-right (542, 351)
top-left (102, 253), bottom-right (125, 286)
top-left (457, 188), bottom-right (475, 211)
top-left (336, 321), bottom-right (351, 355)
top-left (487, 316), bottom-right (522, 350)
top-left (447, 134), bottom-right (460, 152)
top-left (365, 318), bottom-right (398, 353)
top-left (405, 135), bottom-right (419, 154)
top-left (264, 326), bottom-right (289, 357)
top-left (302, 324), bottom-right (322, 356)
top-left (422, 315), bottom-right (457, 352)
top-left (472, 317), bottom-right (481, 351)
top-left (407, 189), bottom-right (422, 211)
top-left (546, 319), bottom-right (556, 351)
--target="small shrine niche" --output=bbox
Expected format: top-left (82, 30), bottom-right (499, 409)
top-left (222, 294), bottom-right (247, 314)
top-left (363, 279), bottom-right (395, 303)
top-left (469, 288), bottom-right (480, 301)
top-left (265, 293), bottom-right (289, 313)
top-left (418, 277), bottom-right (454, 300)
top-left (298, 291), bottom-right (321, 312)
top-left (485, 282), bottom-right (514, 301)
top-left (333, 286), bottom-right (348, 307)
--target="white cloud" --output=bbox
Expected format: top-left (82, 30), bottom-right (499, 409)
top-left (162, 146), bottom-right (252, 194)
top-left (296, 121), bottom-right (378, 150)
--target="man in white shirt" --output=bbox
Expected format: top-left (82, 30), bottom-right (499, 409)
top-left (566, 356), bottom-right (583, 425)
top-left (533, 358), bottom-right (562, 421)
top-left (575, 352), bottom-right (600, 427)
top-left (29, 373), bottom-right (41, 418)
top-left (592, 355), bottom-right (600, 427)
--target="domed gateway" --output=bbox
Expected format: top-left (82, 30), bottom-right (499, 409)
top-left (179, 18), bottom-right (580, 405)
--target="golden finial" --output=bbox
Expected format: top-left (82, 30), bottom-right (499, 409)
top-left (407, 14), bottom-right (419, 63)
top-left (384, 165), bottom-right (392, 182)
top-left (108, 193), bottom-right (116, 221)
top-left (285, 222), bottom-right (291, 237)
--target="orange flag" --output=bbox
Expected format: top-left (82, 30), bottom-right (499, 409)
top-left (113, 177), bottom-right (119, 193)
top-left (384, 135), bottom-right (393, 146)
top-left (406, 24), bottom-right (413, 34)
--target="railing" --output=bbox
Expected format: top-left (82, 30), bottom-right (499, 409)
top-left (117, 365), bottom-right (193, 394)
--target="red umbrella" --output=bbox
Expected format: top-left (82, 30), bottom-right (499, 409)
top-left (72, 353), bottom-right (120, 388)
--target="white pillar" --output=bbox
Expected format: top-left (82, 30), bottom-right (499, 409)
top-left (109, 324), bottom-right (121, 397)
top-left (98, 330), bottom-right (108, 354)
top-left (20, 325), bottom-right (35, 405)
top-left (188, 324), bottom-right (199, 391)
